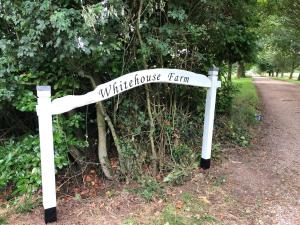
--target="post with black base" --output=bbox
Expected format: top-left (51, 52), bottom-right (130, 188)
top-left (44, 207), bottom-right (57, 224)
top-left (200, 158), bottom-right (211, 170)
top-left (36, 86), bottom-right (57, 224)
top-left (200, 68), bottom-right (221, 170)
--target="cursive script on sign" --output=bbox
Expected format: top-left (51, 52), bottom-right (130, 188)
top-left (51, 68), bottom-right (212, 115)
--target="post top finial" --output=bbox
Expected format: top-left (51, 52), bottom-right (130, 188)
top-left (37, 86), bottom-right (51, 92)
top-left (208, 67), bottom-right (219, 76)
top-left (37, 86), bottom-right (51, 97)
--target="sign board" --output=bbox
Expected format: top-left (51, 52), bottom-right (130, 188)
top-left (51, 69), bottom-right (215, 115)
top-left (36, 68), bottom-right (221, 223)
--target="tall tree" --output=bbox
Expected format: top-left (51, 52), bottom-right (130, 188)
top-left (256, 0), bottom-right (300, 77)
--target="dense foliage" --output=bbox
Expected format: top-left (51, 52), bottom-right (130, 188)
top-left (256, 0), bottom-right (300, 79)
top-left (0, 0), bottom-right (260, 196)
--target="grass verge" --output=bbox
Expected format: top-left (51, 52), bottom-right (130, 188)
top-left (232, 77), bottom-right (259, 124)
top-left (150, 192), bottom-right (217, 225)
top-left (272, 77), bottom-right (300, 84)
top-left (230, 77), bottom-right (260, 146)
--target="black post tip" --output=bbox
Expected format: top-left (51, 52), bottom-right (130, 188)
top-left (44, 207), bottom-right (57, 224)
top-left (200, 158), bottom-right (211, 170)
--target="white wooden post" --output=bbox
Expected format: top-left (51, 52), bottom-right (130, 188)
top-left (200, 68), bottom-right (220, 169)
top-left (36, 86), bottom-right (57, 223)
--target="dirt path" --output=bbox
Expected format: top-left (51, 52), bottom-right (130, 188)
top-left (216, 77), bottom-right (300, 224)
top-left (4, 77), bottom-right (300, 225)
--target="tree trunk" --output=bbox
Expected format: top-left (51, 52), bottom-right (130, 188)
top-left (136, 0), bottom-right (158, 175)
top-left (237, 61), bottom-right (245, 78)
top-left (98, 102), bottom-right (126, 175)
top-left (95, 103), bottom-right (113, 179)
top-left (297, 73), bottom-right (300, 81)
top-left (241, 63), bottom-right (245, 78)
top-left (81, 73), bottom-right (113, 179)
top-left (289, 61), bottom-right (295, 79)
top-left (289, 71), bottom-right (294, 79)
top-left (289, 72), bottom-right (294, 79)
top-left (228, 62), bottom-right (232, 81)
top-left (276, 69), bottom-right (279, 77)
top-left (281, 71), bottom-right (284, 77)
top-left (66, 112), bottom-right (85, 167)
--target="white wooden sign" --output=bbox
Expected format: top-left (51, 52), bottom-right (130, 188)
top-left (36, 68), bottom-right (221, 223)
top-left (51, 69), bottom-right (214, 115)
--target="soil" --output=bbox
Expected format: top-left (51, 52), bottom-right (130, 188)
top-left (2, 77), bottom-right (300, 225)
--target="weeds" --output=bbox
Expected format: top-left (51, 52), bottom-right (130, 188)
top-left (13, 195), bottom-right (41, 213)
top-left (230, 77), bottom-right (259, 147)
top-left (0, 216), bottom-right (7, 225)
top-left (181, 192), bottom-right (207, 214)
top-left (155, 203), bottom-right (217, 225)
top-left (212, 175), bottom-right (227, 187)
top-left (163, 166), bottom-right (193, 186)
top-left (211, 143), bottom-right (224, 161)
top-left (197, 214), bottom-right (217, 223)
top-left (123, 218), bottom-right (136, 225)
top-left (181, 192), bottom-right (192, 204)
top-left (232, 78), bottom-right (259, 126)
top-left (159, 205), bottom-right (185, 225)
top-left (132, 177), bottom-right (163, 201)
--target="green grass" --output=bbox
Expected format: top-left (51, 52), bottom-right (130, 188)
top-left (122, 218), bottom-right (136, 225)
top-left (14, 195), bottom-right (41, 214)
top-left (153, 204), bottom-right (217, 225)
top-left (151, 192), bottom-right (217, 225)
top-left (272, 77), bottom-right (300, 84)
top-left (232, 77), bottom-right (259, 125)
top-left (232, 77), bottom-right (259, 109)
top-left (129, 176), bottom-right (163, 202)
top-left (230, 77), bottom-right (260, 146)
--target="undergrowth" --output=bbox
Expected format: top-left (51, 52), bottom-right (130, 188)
top-left (230, 77), bottom-right (259, 147)
top-left (0, 216), bottom-right (7, 225)
top-left (135, 177), bottom-right (163, 202)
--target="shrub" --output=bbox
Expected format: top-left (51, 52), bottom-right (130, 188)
top-left (0, 114), bottom-right (87, 196)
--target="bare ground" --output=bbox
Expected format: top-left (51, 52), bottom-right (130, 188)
top-left (3, 77), bottom-right (300, 225)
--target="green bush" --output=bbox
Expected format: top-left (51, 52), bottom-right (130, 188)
top-left (0, 135), bottom-right (43, 195)
top-left (0, 114), bottom-right (87, 196)
top-left (216, 78), bottom-right (238, 114)
top-left (171, 144), bottom-right (195, 165)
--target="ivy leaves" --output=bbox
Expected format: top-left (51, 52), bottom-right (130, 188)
top-left (168, 8), bottom-right (187, 22)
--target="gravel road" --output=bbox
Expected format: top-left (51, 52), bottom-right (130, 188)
top-left (220, 77), bottom-right (300, 225)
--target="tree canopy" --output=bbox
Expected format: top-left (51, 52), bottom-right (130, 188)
top-left (256, 0), bottom-right (300, 78)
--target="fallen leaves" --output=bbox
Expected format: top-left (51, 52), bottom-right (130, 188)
top-left (175, 200), bottom-right (184, 209)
